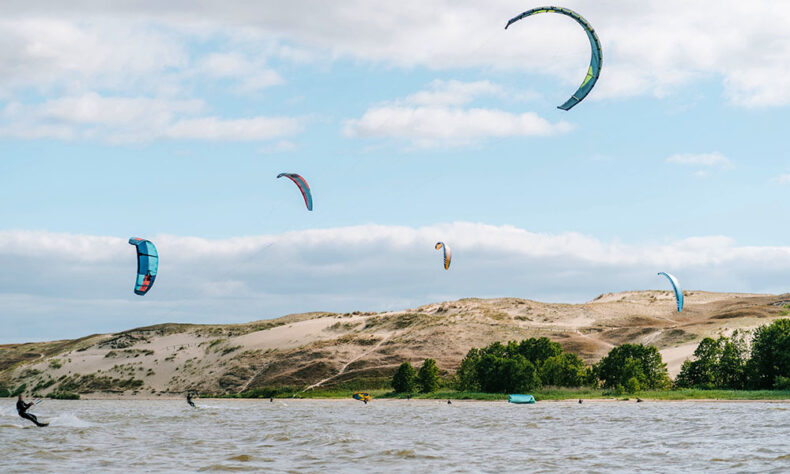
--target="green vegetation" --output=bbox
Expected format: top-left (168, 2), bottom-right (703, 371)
top-left (105, 349), bottom-right (155, 359)
top-left (676, 333), bottom-right (748, 389)
top-left (749, 319), bottom-right (790, 389)
top-left (213, 386), bottom-right (790, 401)
top-left (676, 320), bottom-right (790, 390)
top-left (391, 362), bottom-right (418, 393)
top-left (46, 391), bottom-right (80, 400)
top-left (457, 338), bottom-right (590, 393)
top-left (32, 378), bottom-right (55, 393)
top-left (57, 374), bottom-right (144, 392)
top-left (418, 359), bottom-right (440, 393)
top-left (11, 383), bottom-right (27, 397)
top-left (596, 343), bottom-right (671, 392)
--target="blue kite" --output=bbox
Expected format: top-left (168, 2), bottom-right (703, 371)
top-left (657, 272), bottom-right (683, 312)
top-left (129, 237), bottom-right (158, 296)
top-left (505, 6), bottom-right (602, 111)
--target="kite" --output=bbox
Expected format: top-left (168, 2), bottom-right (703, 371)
top-left (353, 392), bottom-right (371, 404)
top-left (505, 6), bottom-right (602, 110)
top-left (435, 242), bottom-right (451, 270)
top-left (657, 272), bottom-right (683, 312)
top-left (277, 173), bottom-right (313, 211)
top-left (129, 238), bottom-right (158, 296)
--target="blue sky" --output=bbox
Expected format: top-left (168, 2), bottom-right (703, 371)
top-left (2, 1), bottom-right (790, 343)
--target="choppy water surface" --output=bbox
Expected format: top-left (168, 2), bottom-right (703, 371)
top-left (2, 399), bottom-right (790, 472)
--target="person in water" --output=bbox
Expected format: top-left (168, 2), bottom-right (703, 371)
top-left (17, 395), bottom-right (46, 427)
top-left (186, 392), bottom-right (196, 408)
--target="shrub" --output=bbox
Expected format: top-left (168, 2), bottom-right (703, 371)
top-left (625, 377), bottom-right (640, 394)
top-left (748, 319), bottom-right (790, 389)
top-left (418, 359), bottom-right (440, 393)
top-left (774, 376), bottom-right (790, 390)
top-left (596, 344), bottom-right (670, 390)
top-left (540, 353), bottom-right (587, 387)
top-left (47, 391), bottom-right (80, 400)
top-left (392, 362), bottom-right (418, 393)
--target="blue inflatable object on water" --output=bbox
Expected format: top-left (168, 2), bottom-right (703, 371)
top-left (508, 394), bottom-right (535, 404)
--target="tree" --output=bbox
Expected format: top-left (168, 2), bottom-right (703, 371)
top-left (456, 338), bottom-right (593, 392)
top-left (516, 337), bottom-right (563, 366)
top-left (748, 319), bottom-right (790, 389)
top-left (457, 348), bottom-right (482, 391)
top-left (596, 344), bottom-right (670, 390)
top-left (675, 337), bottom-right (723, 389)
top-left (418, 359), bottom-right (440, 393)
top-left (539, 353), bottom-right (586, 387)
top-left (716, 334), bottom-right (748, 389)
top-left (392, 362), bottom-right (418, 393)
top-left (676, 335), bottom-right (749, 389)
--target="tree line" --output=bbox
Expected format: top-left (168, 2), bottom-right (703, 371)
top-left (390, 319), bottom-right (790, 394)
top-left (676, 319), bottom-right (790, 390)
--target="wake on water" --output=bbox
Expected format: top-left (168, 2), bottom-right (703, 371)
top-left (48, 412), bottom-right (94, 428)
top-left (1, 406), bottom-right (93, 429)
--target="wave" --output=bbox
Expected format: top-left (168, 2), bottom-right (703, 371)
top-left (48, 413), bottom-right (94, 428)
top-left (0, 423), bottom-right (26, 429)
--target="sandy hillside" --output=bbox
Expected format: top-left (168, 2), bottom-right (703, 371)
top-left (2, 291), bottom-right (789, 397)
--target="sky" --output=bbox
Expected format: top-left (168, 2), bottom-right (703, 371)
top-left (2, 0), bottom-right (790, 343)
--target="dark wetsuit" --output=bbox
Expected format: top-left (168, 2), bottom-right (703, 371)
top-left (187, 394), bottom-right (196, 408)
top-left (17, 399), bottom-right (45, 427)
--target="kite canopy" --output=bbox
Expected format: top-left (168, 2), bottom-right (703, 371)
top-left (277, 173), bottom-right (313, 211)
top-left (657, 272), bottom-right (683, 312)
top-left (435, 242), bottom-right (452, 270)
top-left (353, 392), bottom-right (371, 403)
top-left (505, 6), bottom-right (602, 111)
top-left (129, 237), bottom-right (158, 296)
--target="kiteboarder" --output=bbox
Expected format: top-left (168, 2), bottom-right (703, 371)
top-left (187, 392), bottom-right (196, 408)
top-left (17, 395), bottom-right (47, 427)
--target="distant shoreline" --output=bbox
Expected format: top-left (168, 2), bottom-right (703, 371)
top-left (8, 396), bottom-right (790, 403)
top-left (10, 388), bottom-right (790, 403)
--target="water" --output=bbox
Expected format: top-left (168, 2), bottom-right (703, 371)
top-left (2, 399), bottom-right (790, 472)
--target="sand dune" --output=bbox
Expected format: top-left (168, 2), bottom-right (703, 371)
top-left (2, 291), bottom-right (788, 397)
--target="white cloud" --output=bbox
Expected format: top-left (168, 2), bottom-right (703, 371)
top-left (772, 174), bottom-right (790, 185)
top-left (164, 116), bottom-right (302, 141)
top-left (0, 93), bottom-right (303, 143)
top-left (404, 80), bottom-right (503, 106)
top-left (2, 224), bottom-right (790, 342)
top-left (345, 79), bottom-right (569, 147)
top-left (345, 106), bottom-right (571, 147)
top-left (1, 2), bottom-right (789, 106)
top-left (0, 19), bottom-right (188, 98)
top-left (666, 152), bottom-right (733, 171)
top-left (192, 52), bottom-right (284, 93)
